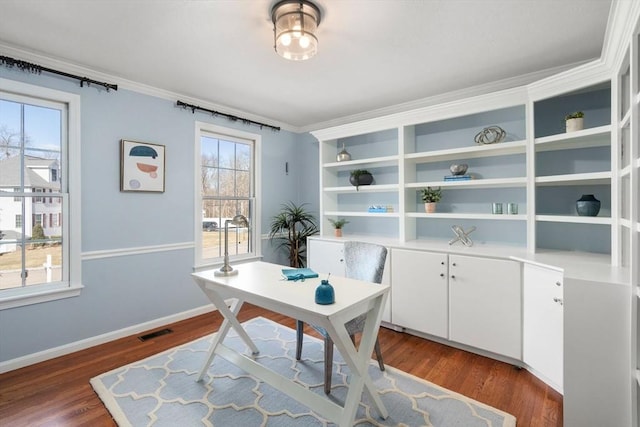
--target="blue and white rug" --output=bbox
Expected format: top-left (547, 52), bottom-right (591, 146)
top-left (91, 317), bottom-right (516, 426)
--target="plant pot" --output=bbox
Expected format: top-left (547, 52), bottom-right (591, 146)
top-left (566, 117), bottom-right (583, 133)
top-left (334, 228), bottom-right (342, 237)
top-left (424, 202), bottom-right (437, 213)
top-left (349, 172), bottom-right (373, 189)
top-left (576, 194), bottom-right (600, 216)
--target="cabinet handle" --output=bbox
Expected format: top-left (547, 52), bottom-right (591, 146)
top-left (440, 273), bottom-right (445, 277)
top-left (450, 275), bottom-right (456, 279)
top-left (555, 281), bottom-right (561, 287)
top-left (441, 261), bottom-right (445, 265)
top-left (339, 259), bottom-right (344, 262)
top-left (553, 297), bottom-right (563, 306)
top-left (451, 262), bottom-right (456, 267)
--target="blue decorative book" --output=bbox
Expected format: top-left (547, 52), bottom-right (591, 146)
top-left (444, 174), bottom-right (472, 181)
top-left (281, 268), bottom-right (319, 280)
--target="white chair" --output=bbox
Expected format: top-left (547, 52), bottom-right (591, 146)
top-left (295, 241), bottom-right (387, 394)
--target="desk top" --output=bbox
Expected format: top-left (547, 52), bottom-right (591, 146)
top-left (192, 261), bottom-right (389, 323)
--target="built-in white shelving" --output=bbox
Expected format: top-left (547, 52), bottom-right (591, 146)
top-left (324, 184), bottom-right (399, 193)
top-left (407, 212), bottom-right (526, 221)
top-left (535, 171), bottom-right (612, 186)
top-left (406, 140), bottom-right (526, 163)
top-left (324, 211), bottom-right (399, 218)
top-left (323, 155), bottom-right (398, 170)
top-left (405, 177), bottom-right (527, 189)
top-left (534, 125), bottom-right (611, 152)
top-left (536, 215), bottom-right (613, 225)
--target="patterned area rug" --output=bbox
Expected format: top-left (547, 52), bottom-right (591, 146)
top-left (91, 317), bottom-right (516, 426)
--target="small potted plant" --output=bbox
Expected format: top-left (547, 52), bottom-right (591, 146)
top-left (420, 186), bottom-right (442, 213)
top-left (328, 218), bottom-right (349, 237)
top-left (349, 169), bottom-right (373, 190)
top-left (565, 111), bottom-right (584, 133)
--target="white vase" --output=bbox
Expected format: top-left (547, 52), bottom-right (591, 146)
top-left (566, 117), bottom-right (583, 133)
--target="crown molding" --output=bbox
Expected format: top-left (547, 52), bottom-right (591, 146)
top-left (601, 0), bottom-right (640, 71)
top-left (0, 42), bottom-right (298, 133)
top-left (311, 86), bottom-right (531, 141)
top-left (303, 61), bottom-right (585, 135)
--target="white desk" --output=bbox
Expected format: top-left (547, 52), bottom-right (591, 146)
top-left (191, 261), bottom-right (389, 426)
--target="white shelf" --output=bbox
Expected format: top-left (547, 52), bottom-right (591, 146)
top-left (324, 184), bottom-right (399, 193)
top-left (534, 125), bottom-right (611, 152)
top-left (407, 212), bottom-right (527, 221)
top-left (323, 155), bottom-right (398, 170)
top-left (535, 171), bottom-right (612, 186)
top-left (536, 215), bottom-right (613, 225)
top-left (324, 211), bottom-right (400, 218)
top-left (405, 140), bottom-right (526, 164)
top-left (406, 177), bottom-right (527, 189)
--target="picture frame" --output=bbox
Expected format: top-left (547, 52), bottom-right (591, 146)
top-left (120, 140), bottom-right (165, 192)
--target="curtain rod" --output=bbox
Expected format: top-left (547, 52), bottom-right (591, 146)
top-left (0, 55), bottom-right (118, 91)
top-left (176, 100), bottom-right (280, 132)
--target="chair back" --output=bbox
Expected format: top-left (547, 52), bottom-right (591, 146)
top-left (343, 241), bottom-right (387, 284)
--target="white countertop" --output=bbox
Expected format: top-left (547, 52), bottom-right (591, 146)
top-left (309, 235), bottom-right (630, 285)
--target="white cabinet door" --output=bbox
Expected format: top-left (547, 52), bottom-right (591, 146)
top-left (308, 239), bottom-right (345, 276)
top-left (391, 249), bottom-right (448, 338)
top-left (523, 263), bottom-right (563, 391)
top-left (449, 254), bottom-right (522, 359)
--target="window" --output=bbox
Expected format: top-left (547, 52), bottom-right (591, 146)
top-left (195, 123), bottom-right (261, 267)
top-left (0, 78), bottom-right (82, 309)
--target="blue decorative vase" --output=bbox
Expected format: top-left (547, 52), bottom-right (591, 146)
top-left (576, 194), bottom-right (600, 216)
top-left (315, 279), bottom-right (335, 305)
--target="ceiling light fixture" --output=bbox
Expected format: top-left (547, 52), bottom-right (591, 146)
top-left (271, 0), bottom-right (321, 61)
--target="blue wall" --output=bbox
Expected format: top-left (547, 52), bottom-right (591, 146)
top-left (0, 68), bottom-right (320, 363)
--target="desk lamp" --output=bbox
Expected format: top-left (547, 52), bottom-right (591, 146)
top-left (215, 214), bottom-right (249, 276)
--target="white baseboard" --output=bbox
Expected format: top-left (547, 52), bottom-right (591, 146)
top-left (0, 304), bottom-right (217, 374)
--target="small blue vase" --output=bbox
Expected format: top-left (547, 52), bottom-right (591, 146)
top-left (315, 280), bottom-right (335, 305)
top-left (576, 194), bottom-right (600, 216)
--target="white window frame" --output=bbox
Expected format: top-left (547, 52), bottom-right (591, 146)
top-left (194, 122), bottom-right (261, 269)
top-left (0, 78), bottom-right (82, 310)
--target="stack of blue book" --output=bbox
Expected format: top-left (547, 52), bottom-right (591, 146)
top-left (444, 174), bottom-right (473, 181)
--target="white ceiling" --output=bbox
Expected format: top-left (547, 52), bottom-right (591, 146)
top-left (0, 0), bottom-right (613, 132)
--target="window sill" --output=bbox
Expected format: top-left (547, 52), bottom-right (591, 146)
top-left (193, 255), bottom-right (263, 272)
top-left (0, 283), bottom-right (84, 310)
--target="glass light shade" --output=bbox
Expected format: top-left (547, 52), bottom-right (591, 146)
top-left (271, 0), bottom-right (321, 61)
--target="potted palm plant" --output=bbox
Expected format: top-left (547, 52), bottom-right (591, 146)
top-left (269, 201), bottom-right (319, 268)
top-left (328, 218), bottom-right (349, 237)
top-left (420, 187), bottom-right (442, 213)
top-left (565, 111), bottom-right (584, 133)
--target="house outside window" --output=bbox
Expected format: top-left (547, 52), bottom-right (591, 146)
top-left (195, 122), bottom-right (261, 267)
top-left (0, 78), bottom-right (82, 309)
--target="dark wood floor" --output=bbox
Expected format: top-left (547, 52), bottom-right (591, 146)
top-left (0, 304), bottom-right (562, 426)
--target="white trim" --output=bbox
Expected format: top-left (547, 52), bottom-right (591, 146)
top-left (0, 77), bottom-right (82, 308)
top-left (82, 242), bottom-right (194, 261)
top-left (0, 283), bottom-right (83, 310)
top-left (0, 42), bottom-right (295, 133)
top-left (0, 303), bottom-right (217, 374)
top-left (194, 122), bottom-right (262, 266)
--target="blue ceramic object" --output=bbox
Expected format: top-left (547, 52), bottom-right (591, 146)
top-left (576, 194), bottom-right (600, 216)
top-left (315, 279), bottom-right (335, 305)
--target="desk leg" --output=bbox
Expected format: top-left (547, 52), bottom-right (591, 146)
top-left (196, 294), bottom-right (259, 382)
top-left (323, 295), bottom-right (389, 424)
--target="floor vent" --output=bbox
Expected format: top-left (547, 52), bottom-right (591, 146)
top-left (138, 328), bottom-right (173, 342)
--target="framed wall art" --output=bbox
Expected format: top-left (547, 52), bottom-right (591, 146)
top-left (120, 140), bottom-right (165, 192)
